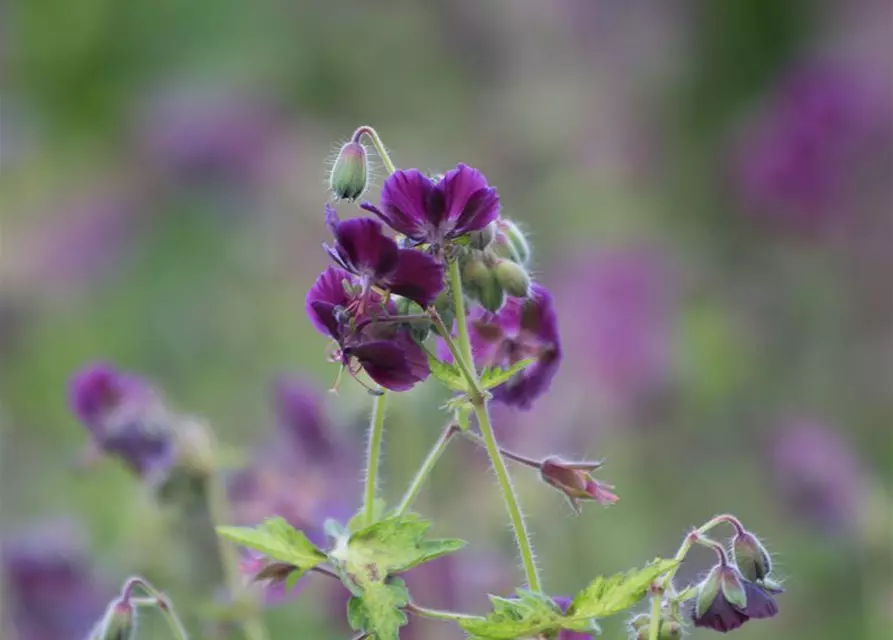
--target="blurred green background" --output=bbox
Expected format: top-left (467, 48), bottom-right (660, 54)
top-left (1, 1), bottom-right (891, 639)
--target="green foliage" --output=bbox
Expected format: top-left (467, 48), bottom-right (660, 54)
top-left (346, 578), bottom-right (410, 640)
top-left (216, 517), bottom-right (326, 581)
top-left (427, 352), bottom-right (469, 392)
top-left (479, 359), bottom-right (535, 390)
top-left (459, 589), bottom-right (565, 639)
top-left (567, 558), bottom-right (679, 620)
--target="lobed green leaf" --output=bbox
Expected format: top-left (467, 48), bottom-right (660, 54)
top-left (216, 517), bottom-right (326, 572)
top-left (479, 359), bottom-right (535, 390)
top-left (567, 558), bottom-right (679, 620)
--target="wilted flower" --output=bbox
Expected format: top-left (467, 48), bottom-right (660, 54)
top-left (539, 457), bottom-right (618, 513)
top-left (468, 283), bottom-right (562, 409)
top-left (360, 163), bottom-right (500, 248)
top-left (306, 266), bottom-right (430, 391)
top-left (324, 205), bottom-right (444, 307)
top-left (68, 362), bottom-right (176, 479)
top-left (691, 559), bottom-right (781, 633)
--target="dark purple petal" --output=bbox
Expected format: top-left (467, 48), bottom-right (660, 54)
top-left (325, 205), bottom-right (400, 279)
top-left (364, 169), bottom-right (435, 239)
top-left (99, 402), bottom-right (177, 478)
top-left (692, 593), bottom-right (751, 632)
top-left (740, 582), bottom-right (779, 619)
top-left (349, 333), bottom-right (429, 391)
top-left (306, 267), bottom-right (353, 337)
top-left (437, 164), bottom-right (500, 236)
top-left (385, 249), bottom-right (444, 307)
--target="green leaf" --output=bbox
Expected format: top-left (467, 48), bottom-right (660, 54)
top-left (346, 578), bottom-right (410, 640)
top-left (331, 513), bottom-right (466, 590)
top-left (426, 352), bottom-right (469, 392)
top-left (459, 589), bottom-right (563, 639)
top-left (568, 558), bottom-right (679, 620)
top-left (216, 517), bottom-right (326, 574)
top-left (479, 359), bottom-right (535, 390)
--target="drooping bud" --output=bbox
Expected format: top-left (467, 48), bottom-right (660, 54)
top-left (539, 456), bottom-right (616, 513)
top-left (468, 221), bottom-right (497, 250)
top-left (463, 258), bottom-right (505, 313)
top-left (493, 259), bottom-right (531, 298)
top-left (732, 529), bottom-right (772, 582)
top-left (96, 598), bottom-right (136, 640)
top-left (329, 141), bottom-right (368, 201)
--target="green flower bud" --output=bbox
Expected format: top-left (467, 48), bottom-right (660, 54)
top-left (463, 257), bottom-right (506, 312)
top-left (494, 218), bottom-right (531, 266)
top-left (733, 530), bottom-right (772, 582)
top-left (329, 141), bottom-right (368, 201)
top-left (97, 599), bottom-right (136, 640)
top-left (493, 259), bottom-right (531, 298)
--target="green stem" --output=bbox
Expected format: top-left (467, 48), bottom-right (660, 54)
top-left (205, 453), bottom-right (270, 640)
top-left (157, 597), bottom-right (191, 640)
top-left (428, 308), bottom-right (480, 394)
top-left (363, 391), bottom-right (388, 525)
top-left (396, 422), bottom-right (458, 514)
top-left (647, 590), bottom-right (663, 640)
top-left (121, 578), bottom-right (190, 640)
top-left (405, 603), bottom-right (483, 623)
top-left (448, 258), bottom-right (541, 592)
top-left (352, 125), bottom-right (397, 175)
top-left (460, 430), bottom-right (541, 469)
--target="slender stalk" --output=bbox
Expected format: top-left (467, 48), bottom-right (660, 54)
top-left (647, 590), bottom-right (663, 640)
top-left (405, 602), bottom-right (484, 623)
top-left (352, 125), bottom-right (397, 175)
top-left (461, 430), bottom-right (541, 469)
top-left (205, 451), bottom-right (270, 640)
top-left (363, 391), bottom-right (388, 525)
top-left (157, 597), bottom-right (191, 640)
top-left (120, 577), bottom-right (190, 640)
top-left (428, 308), bottom-right (480, 394)
top-left (396, 423), bottom-right (458, 514)
top-left (448, 258), bottom-right (541, 592)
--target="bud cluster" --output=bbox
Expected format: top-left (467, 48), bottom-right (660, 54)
top-left (461, 219), bottom-right (532, 312)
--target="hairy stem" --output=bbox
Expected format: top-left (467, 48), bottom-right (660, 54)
top-left (428, 308), bottom-right (480, 395)
top-left (363, 391), bottom-right (388, 525)
top-left (120, 577), bottom-right (190, 640)
top-left (461, 430), bottom-right (541, 469)
top-left (352, 125), bottom-right (397, 174)
top-left (448, 258), bottom-right (541, 592)
top-left (647, 590), bottom-right (663, 640)
top-left (396, 422), bottom-right (458, 514)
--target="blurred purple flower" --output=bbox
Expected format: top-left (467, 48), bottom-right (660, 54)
top-left (467, 283), bottom-right (562, 410)
top-left (273, 375), bottom-right (338, 462)
top-left (324, 205), bottom-right (444, 307)
top-left (770, 419), bottom-right (869, 536)
top-left (306, 266), bottom-right (430, 391)
top-left (732, 63), bottom-right (892, 228)
top-left (2, 520), bottom-right (110, 640)
top-left (137, 87), bottom-right (278, 184)
top-left (360, 164), bottom-right (500, 247)
top-left (68, 362), bottom-right (177, 480)
top-left (553, 248), bottom-right (675, 409)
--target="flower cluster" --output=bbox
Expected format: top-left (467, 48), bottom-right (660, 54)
top-left (307, 147), bottom-right (562, 409)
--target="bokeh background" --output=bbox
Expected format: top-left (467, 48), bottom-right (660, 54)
top-left (2, 1), bottom-right (891, 639)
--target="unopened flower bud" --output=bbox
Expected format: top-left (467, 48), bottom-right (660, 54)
top-left (468, 222), bottom-right (496, 250)
top-left (463, 258), bottom-right (505, 313)
top-left (732, 529), bottom-right (772, 582)
top-left (329, 141), bottom-right (368, 201)
top-left (491, 218), bottom-right (531, 266)
top-left (493, 259), bottom-right (531, 298)
top-left (632, 619), bottom-right (683, 640)
top-left (539, 456), bottom-right (616, 513)
top-left (97, 598), bottom-right (136, 640)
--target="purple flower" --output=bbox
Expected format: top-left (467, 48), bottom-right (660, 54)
top-left (770, 419), bottom-right (868, 536)
top-left (360, 163), bottom-right (500, 247)
top-left (324, 205), bottom-right (444, 307)
top-left (691, 562), bottom-right (781, 633)
top-left (2, 520), bottom-right (111, 640)
top-left (306, 266), bottom-right (429, 391)
top-left (468, 283), bottom-right (562, 409)
top-left (539, 457), bottom-right (618, 513)
top-left (68, 362), bottom-right (176, 479)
